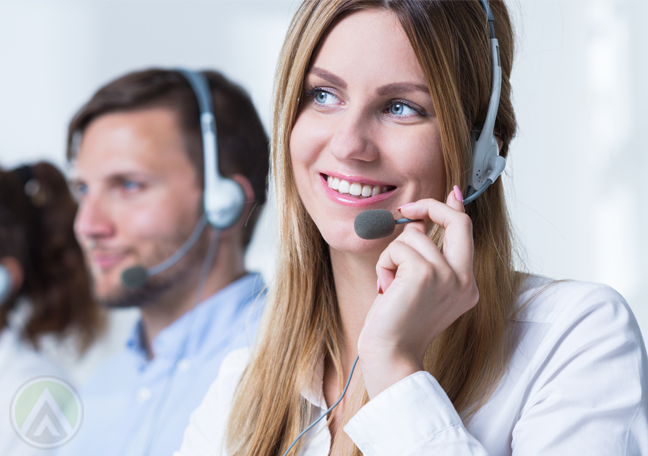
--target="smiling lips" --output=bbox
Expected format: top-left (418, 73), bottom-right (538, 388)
top-left (324, 174), bottom-right (395, 199)
top-left (88, 251), bottom-right (128, 271)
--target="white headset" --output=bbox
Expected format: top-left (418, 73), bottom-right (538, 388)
top-left (120, 70), bottom-right (247, 287)
top-left (463, 0), bottom-right (506, 205)
top-left (0, 264), bottom-right (12, 306)
top-left (285, 0), bottom-right (506, 453)
top-left (176, 69), bottom-right (246, 229)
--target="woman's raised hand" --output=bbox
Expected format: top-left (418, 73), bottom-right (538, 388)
top-left (358, 186), bottom-right (479, 399)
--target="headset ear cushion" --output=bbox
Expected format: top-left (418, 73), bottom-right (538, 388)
top-left (465, 126), bottom-right (484, 199)
top-left (204, 178), bottom-right (246, 230)
top-left (0, 265), bottom-right (13, 305)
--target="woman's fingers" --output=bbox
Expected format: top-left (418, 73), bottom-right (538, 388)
top-left (377, 226), bottom-right (448, 292)
top-left (396, 224), bottom-right (445, 264)
top-left (397, 189), bottom-right (474, 277)
top-left (376, 237), bottom-right (435, 293)
top-left (361, 187), bottom-right (479, 399)
top-left (447, 185), bottom-right (465, 211)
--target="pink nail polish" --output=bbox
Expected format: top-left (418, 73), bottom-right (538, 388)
top-left (453, 185), bottom-right (463, 203)
top-left (397, 202), bottom-right (415, 210)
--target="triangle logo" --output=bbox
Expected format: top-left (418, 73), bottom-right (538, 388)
top-left (11, 377), bottom-right (83, 449)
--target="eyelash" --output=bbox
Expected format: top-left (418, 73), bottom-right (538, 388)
top-left (304, 86), bottom-right (337, 104)
top-left (303, 86), bottom-right (427, 118)
top-left (384, 100), bottom-right (426, 117)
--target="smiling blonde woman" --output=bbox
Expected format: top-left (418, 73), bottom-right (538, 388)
top-left (176, 1), bottom-right (648, 455)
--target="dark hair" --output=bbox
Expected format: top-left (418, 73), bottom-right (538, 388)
top-left (66, 68), bottom-right (270, 246)
top-left (0, 162), bottom-right (105, 350)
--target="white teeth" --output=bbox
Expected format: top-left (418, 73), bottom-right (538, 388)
top-left (327, 177), bottom-right (340, 190)
top-left (327, 176), bottom-right (388, 198)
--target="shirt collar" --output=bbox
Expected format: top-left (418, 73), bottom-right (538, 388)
top-left (300, 357), bottom-right (328, 410)
top-left (126, 320), bottom-right (148, 360)
top-left (126, 272), bottom-right (265, 362)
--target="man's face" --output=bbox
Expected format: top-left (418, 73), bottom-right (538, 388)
top-left (72, 108), bottom-right (204, 307)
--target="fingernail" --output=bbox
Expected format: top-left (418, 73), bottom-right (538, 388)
top-left (453, 185), bottom-right (463, 203)
top-left (377, 278), bottom-right (384, 294)
top-left (397, 202), bottom-right (416, 210)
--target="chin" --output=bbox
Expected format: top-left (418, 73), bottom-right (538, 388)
top-left (91, 279), bottom-right (122, 306)
top-left (318, 221), bottom-right (392, 257)
top-left (90, 265), bottom-right (128, 295)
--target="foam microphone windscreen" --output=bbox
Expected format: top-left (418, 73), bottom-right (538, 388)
top-left (121, 266), bottom-right (148, 288)
top-left (354, 209), bottom-right (396, 240)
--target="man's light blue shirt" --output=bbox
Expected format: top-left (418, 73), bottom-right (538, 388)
top-left (62, 273), bottom-right (265, 456)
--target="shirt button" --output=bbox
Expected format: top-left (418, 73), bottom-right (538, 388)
top-left (177, 358), bottom-right (192, 373)
top-left (137, 387), bottom-right (152, 403)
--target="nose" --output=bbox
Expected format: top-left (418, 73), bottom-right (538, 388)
top-left (74, 192), bottom-right (115, 247)
top-left (329, 106), bottom-right (379, 163)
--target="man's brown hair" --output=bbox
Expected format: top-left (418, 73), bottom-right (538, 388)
top-left (67, 68), bottom-right (269, 246)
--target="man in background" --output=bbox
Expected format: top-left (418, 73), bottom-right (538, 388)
top-left (62, 69), bottom-right (269, 455)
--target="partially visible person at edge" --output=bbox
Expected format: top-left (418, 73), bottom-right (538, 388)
top-left (176, 1), bottom-right (648, 455)
top-left (0, 162), bottom-right (105, 456)
top-left (59, 69), bottom-right (269, 456)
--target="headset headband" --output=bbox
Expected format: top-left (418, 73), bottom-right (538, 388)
top-left (463, 0), bottom-right (506, 205)
top-left (175, 69), bottom-right (245, 229)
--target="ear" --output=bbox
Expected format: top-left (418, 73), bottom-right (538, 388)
top-left (0, 257), bottom-right (24, 295)
top-left (496, 137), bottom-right (503, 151)
top-left (230, 174), bottom-right (254, 203)
top-left (219, 174), bottom-right (255, 237)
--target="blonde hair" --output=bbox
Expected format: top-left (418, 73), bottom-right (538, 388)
top-left (227, 1), bottom-right (523, 454)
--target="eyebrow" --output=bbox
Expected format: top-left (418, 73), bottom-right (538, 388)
top-left (376, 82), bottom-right (430, 96)
top-left (308, 67), bottom-right (347, 89)
top-left (68, 171), bottom-right (152, 187)
top-left (308, 67), bottom-right (430, 97)
top-left (68, 177), bottom-right (83, 188)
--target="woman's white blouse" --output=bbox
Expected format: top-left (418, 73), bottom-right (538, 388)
top-left (0, 326), bottom-right (68, 456)
top-left (175, 276), bottom-right (648, 455)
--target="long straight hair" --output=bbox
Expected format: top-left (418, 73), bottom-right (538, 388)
top-left (227, 1), bottom-right (522, 454)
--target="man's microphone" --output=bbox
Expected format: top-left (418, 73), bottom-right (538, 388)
top-left (121, 215), bottom-right (209, 288)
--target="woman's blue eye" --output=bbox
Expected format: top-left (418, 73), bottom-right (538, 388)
top-left (389, 102), bottom-right (418, 116)
top-left (314, 90), bottom-right (337, 105)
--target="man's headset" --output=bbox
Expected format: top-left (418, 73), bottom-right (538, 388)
top-left (285, 1), bottom-right (503, 454)
top-left (119, 69), bottom-right (249, 456)
top-left (121, 69), bottom-right (246, 288)
top-left (178, 69), bottom-right (246, 227)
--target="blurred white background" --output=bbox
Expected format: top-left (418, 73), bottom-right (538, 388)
top-left (1, 0), bottom-right (646, 382)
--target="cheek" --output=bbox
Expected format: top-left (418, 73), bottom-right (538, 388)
top-left (405, 143), bottom-right (445, 189)
top-left (384, 126), bottom-right (446, 199)
top-left (124, 206), bottom-right (171, 239)
top-left (290, 112), bottom-right (329, 169)
top-left (116, 190), bottom-right (202, 245)
top-left (289, 113), bottom-right (331, 197)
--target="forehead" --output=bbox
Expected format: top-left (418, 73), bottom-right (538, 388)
top-left (311, 9), bottom-right (426, 87)
top-left (74, 108), bottom-right (194, 180)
